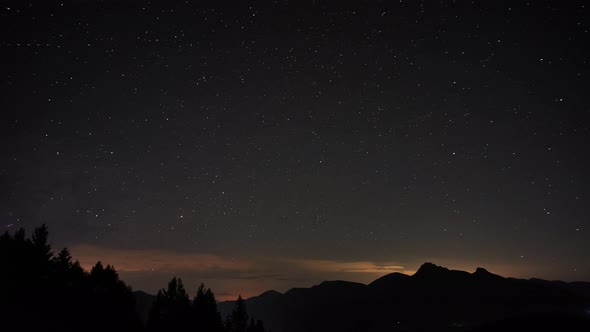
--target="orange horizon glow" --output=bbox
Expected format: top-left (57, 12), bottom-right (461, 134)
top-left (69, 244), bottom-right (547, 301)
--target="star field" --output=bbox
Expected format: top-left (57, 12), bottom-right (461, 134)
top-left (1, 0), bottom-right (589, 297)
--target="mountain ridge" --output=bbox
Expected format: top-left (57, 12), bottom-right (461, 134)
top-left (214, 262), bottom-right (590, 332)
top-left (134, 262), bottom-right (590, 331)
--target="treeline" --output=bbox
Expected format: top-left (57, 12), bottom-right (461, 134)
top-left (147, 277), bottom-right (265, 332)
top-left (0, 225), bottom-right (266, 332)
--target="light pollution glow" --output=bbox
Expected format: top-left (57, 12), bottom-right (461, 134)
top-left (71, 244), bottom-right (544, 301)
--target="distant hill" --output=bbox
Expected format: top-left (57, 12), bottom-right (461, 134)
top-left (213, 262), bottom-right (590, 332)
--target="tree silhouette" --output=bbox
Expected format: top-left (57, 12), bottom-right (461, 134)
top-left (0, 226), bottom-right (141, 332)
top-left (14, 227), bottom-right (25, 241)
top-left (55, 247), bottom-right (73, 269)
top-left (193, 283), bottom-right (224, 332)
top-left (32, 224), bottom-right (52, 261)
top-left (229, 295), bottom-right (249, 332)
top-left (0, 225), bottom-right (268, 332)
top-left (53, 247), bottom-right (85, 280)
top-left (246, 314), bottom-right (266, 332)
top-left (87, 261), bottom-right (140, 332)
top-left (146, 290), bottom-right (166, 331)
top-left (147, 276), bottom-right (191, 331)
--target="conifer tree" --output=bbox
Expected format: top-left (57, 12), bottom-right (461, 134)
top-left (193, 283), bottom-right (224, 332)
top-left (230, 295), bottom-right (249, 332)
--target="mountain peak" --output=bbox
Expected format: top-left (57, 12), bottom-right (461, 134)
top-left (472, 267), bottom-right (503, 280)
top-left (414, 262), bottom-right (448, 276)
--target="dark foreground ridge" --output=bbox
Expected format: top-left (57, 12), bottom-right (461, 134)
top-left (212, 262), bottom-right (590, 332)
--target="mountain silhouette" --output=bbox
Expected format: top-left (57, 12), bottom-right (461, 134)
top-left (211, 262), bottom-right (590, 332)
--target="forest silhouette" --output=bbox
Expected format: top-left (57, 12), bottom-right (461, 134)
top-left (0, 225), bottom-right (266, 332)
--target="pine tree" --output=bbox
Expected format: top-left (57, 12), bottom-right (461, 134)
top-left (14, 227), bottom-right (25, 241)
top-left (55, 248), bottom-right (73, 270)
top-left (147, 290), bottom-right (166, 331)
top-left (193, 283), bottom-right (223, 332)
top-left (31, 224), bottom-right (52, 261)
top-left (91, 261), bottom-right (104, 275)
top-left (0, 226), bottom-right (141, 332)
top-left (147, 277), bottom-right (191, 331)
top-left (230, 295), bottom-right (249, 332)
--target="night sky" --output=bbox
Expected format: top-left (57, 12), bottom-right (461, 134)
top-left (1, 0), bottom-right (589, 300)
